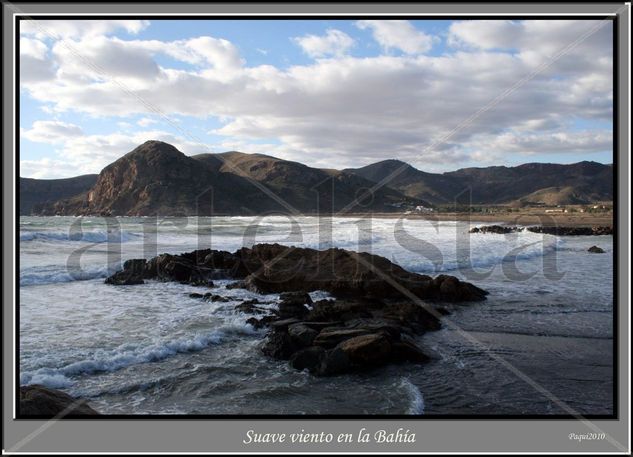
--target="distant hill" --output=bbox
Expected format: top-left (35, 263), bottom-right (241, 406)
top-left (19, 174), bottom-right (97, 215)
top-left (347, 160), bottom-right (613, 206)
top-left (344, 159), bottom-right (464, 205)
top-left (21, 141), bottom-right (613, 216)
top-left (193, 151), bottom-right (421, 213)
top-left (29, 141), bottom-right (420, 216)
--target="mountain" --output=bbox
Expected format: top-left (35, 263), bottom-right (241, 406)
top-left (21, 141), bottom-right (613, 216)
top-left (19, 174), bottom-right (98, 215)
top-left (193, 151), bottom-right (421, 213)
top-left (347, 160), bottom-right (613, 206)
top-left (344, 159), bottom-right (464, 205)
top-left (445, 161), bottom-right (613, 205)
top-left (30, 141), bottom-right (420, 216)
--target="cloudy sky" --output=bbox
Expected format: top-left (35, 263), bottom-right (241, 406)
top-left (19, 18), bottom-right (613, 179)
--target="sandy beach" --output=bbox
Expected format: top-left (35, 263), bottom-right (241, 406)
top-left (343, 211), bottom-right (614, 227)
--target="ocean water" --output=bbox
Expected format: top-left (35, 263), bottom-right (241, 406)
top-left (19, 216), bottom-right (614, 415)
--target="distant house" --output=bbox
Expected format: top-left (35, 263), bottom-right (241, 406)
top-left (415, 205), bottom-right (433, 213)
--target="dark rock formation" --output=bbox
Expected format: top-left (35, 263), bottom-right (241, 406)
top-left (471, 225), bottom-right (613, 236)
top-left (106, 244), bottom-right (488, 303)
top-left (588, 245), bottom-right (606, 253)
top-left (19, 385), bottom-right (99, 416)
top-left (469, 225), bottom-right (523, 234)
top-left (526, 226), bottom-right (613, 236)
top-left (105, 244), bottom-right (488, 376)
top-left (258, 296), bottom-right (442, 376)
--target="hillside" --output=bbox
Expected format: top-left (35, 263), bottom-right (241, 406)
top-left (22, 141), bottom-right (613, 216)
top-left (32, 141), bottom-right (419, 216)
top-left (19, 174), bottom-right (98, 215)
top-left (347, 160), bottom-right (613, 206)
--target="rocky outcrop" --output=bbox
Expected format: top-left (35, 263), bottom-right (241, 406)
top-left (469, 225), bottom-right (523, 234)
top-left (19, 385), bottom-right (99, 416)
top-left (243, 295), bottom-right (440, 376)
top-left (526, 226), bottom-right (613, 236)
top-left (470, 225), bottom-right (613, 236)
top-left (588, 245), bottom-right (606, 253)
top-left (106, 244), bottom-right (487, 376)
top-left (106, 244), bottom-right (488, 302)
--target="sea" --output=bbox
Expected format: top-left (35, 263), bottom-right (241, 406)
top-left (18, 215), bottom-right (614, 415)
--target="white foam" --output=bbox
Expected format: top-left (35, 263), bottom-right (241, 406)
top-left (20, 230), bottom-right (141, 243)
top-left (20, 264), bottom-right (115, 286)
top-left (19, 322), bottom-right (258, 389)
top-left (400, 378), bottom-right (425, 415)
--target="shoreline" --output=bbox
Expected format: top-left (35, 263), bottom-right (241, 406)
top-left (334, 212), bottom-right (614, 227)
top-left (21, 212), bottom-right (613, 228)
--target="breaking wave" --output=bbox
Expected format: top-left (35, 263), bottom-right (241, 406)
top-left (20, 230), bottom-right (141, 243)
top-left (20, 323), bottom-right (258, 389)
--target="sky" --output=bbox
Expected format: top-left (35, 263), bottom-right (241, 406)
top-left (19, 18), bottom-right (613, 179)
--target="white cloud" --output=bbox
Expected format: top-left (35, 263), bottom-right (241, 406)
top-left (20, 157), bottom-right (84, 179)
top-left (20, 38), bottom-right (55, 83)
top-left (293, 29), bottom-right (355, 58)
top-left (22, 120), bottom-right (83, 143)
top-left (20, 38), bottom-right (48, 59)
top-left (20, 19), bottom-right (149, 39)
top-left (448, 19), bottom-right (613, 72)
top-left (137, 117), bottom-right (157, 127)
top-left (21, 125), bottom-right (214, 178)
top-left (465, 129), bottom-right (612, 157)
top-left (19, 19), bottom-right (613, 175)
top-left (356, 20), bottom-right (434, 54)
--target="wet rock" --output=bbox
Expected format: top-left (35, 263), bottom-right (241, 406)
top-left (431, 275), bottom-right (488, 302)
top-left (277, 291), bottom-right (312, 318)
top-left (189, 292), bottom-right (204, 299)
top-left (588, 245), bottom-right (605, 253)
top-left (103, 244), bottom-right (489, 377)
top-left (279, 291), bottom-right (313, 307)
top-left (343, 318), bottom-right (403, 339)
top-left (277, 302), bottom-right (309, 319)
top-left (225, 281), bottom-right (246, 290)
top-left (261, 330), bottom-right (295, 360)
top-left (381, 301), bottom-right (441, 333)
top-left (106, 244), bottom-right (487, 303)
top-left (123, 258), bottom-right (147, 272)
top-left (435, 306), bottom-right (451, 316)
top-left (307, 299), bottom-right (375, 322)
top-left (288, 323), bottom-right (318, 348)
top-left (289, 346), bottom-right (326, 372)
top-left (313, 328), bottom-right (372, 348)
top-left (317, 347), bottom-right (351, 376)
top-left (235, 244), bottom-right (486, 302)
top-left (246, 315), bottom-right (277, 330)
top-left (235, 300), bottom-right (266, 314)
top-left (527, 225), bottom-right (613, 236)
top-left (189, 279), bottom-right (214, 287)
top-left (19, 385), bottom-right (99, 416)
top-left (391, 334), bottom-right (431, 364)
top-left (300, 321), bottom-right (344, 331)
top-left (469, 225), bottom-right (523, 234)
top-left (270, 317), bottom-right (302, 330)
top-left (337, 333), bottom-right (391, 368)
top-left (104, 270), bottom-right (144, 285)
top-left (205, 294), bottom-right (230, 302)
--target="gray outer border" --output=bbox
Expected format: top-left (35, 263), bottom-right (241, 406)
top-left (2, 2), bottom-right (629, 454)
